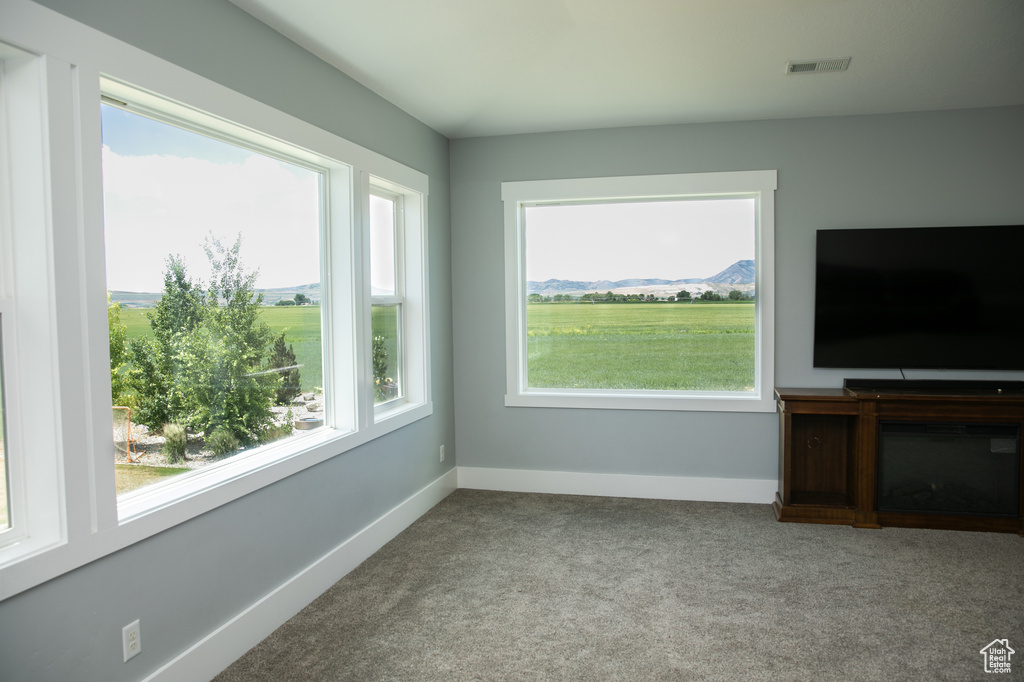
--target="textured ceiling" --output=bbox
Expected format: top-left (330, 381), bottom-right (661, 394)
top-left (229, 0), bottom-right (1024, 139)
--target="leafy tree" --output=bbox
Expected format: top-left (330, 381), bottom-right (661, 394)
top-left (125, 235), bottom-right (279, 446)
top-left (269, 331), bottom-right (301, 405)
top-left (293, 293), bottom-right (309, 305)
top-left (275, 299), bottom-right (296, 306)
top-left (728, 290), bottom-right (742, 300)
top-left (700, 291), bottom-right (724, 301)
top-left (676, 290), bottom-right (691, 300)
top-left (150, 255), bottom-right (205, 347)
top-left (107, 294), bottom-right (136, 409)
top-left (201, 234), bottom-right (277, 443)
top-left (128, 255), bottom-right (208, 427)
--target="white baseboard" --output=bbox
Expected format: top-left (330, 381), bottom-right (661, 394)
top-left (144, 467), bottom-right (458, 682)
top-left (456, 466), bottom-right (776, 504)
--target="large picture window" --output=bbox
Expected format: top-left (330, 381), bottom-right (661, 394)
top-left (503, 171), bottom-right (776, 412)
top-left (100, 98), bottom-right (326, 498)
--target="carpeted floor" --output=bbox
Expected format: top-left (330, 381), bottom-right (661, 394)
top-left (215, 489), bottom-right (1023, 681)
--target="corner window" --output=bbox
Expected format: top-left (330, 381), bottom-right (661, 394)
top-left (0, 7), bottom-right (432, 598)
top-left (503, 171), bottom-right (776, 412)
top-left (100, 97), bottom-right (326, 499)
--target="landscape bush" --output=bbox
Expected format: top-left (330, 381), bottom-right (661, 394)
top-left (162, 423), bottom-right (187, 462)
top-left (372, 334), bottom-right (393, 402)
top-left (207, 425), bottom-right (240, 456)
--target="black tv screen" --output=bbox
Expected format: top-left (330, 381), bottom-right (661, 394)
top-left (813, 225), bottom-right (1024, 371)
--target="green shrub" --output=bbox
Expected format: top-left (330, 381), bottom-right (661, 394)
top-left (372, 334), bottom-right (394, 401)
top-left (260, 409), bottom-right (295, 444)
top-left (207, 425), bottom-right (240, 457)
top-left (163, 423), bottom-right (187, 462)
top-left (270, 332), bottom-right (301, 405)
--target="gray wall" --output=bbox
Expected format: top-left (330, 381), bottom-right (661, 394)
top-left (450, 106), bottom-right (1024, 478)
top-left (0, 1), bottom-right (455, 681)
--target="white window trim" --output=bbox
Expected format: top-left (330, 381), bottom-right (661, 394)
top-left (365, 175), bottom-right (430, 424)
top-left (0, 43), bottom-right (71, 566)
top-left (0, 0), bottom-right (432, 600)
top-left (502, 171), bottom-right (776, 413)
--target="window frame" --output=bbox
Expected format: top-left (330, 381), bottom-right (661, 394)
top-left (0, 2), bottom-right (432, 600)
top-left (362, 174), bottom-right (430, 425)
top-left (502, 171), bottom-right (777, 413)
top-left (0, 43), bottom-right (70, 565)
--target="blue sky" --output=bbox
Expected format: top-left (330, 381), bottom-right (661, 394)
top-left (101, 105), bottom-right (252, 163)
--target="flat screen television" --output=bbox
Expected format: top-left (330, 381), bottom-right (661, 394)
top-left (813, 225), bottom-right (1024, 371)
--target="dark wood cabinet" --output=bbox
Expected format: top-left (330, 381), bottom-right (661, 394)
top-left (774, 387), bottom-right (1024, 534)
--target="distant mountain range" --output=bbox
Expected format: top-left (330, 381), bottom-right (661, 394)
top-left (110, 259), bottom-right (756, 307)
top-left (110, 283), bottom-right (321, 308)
top-left (527, 260), bottom-right (755, 297)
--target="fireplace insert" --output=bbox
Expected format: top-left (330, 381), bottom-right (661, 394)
top-left (877, 422), bottom-right (1020, 517)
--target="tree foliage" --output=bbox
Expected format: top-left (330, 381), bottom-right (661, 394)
top-left (270, 331), bottom-right (302, 405)
top-left (372, 334), bottom-right (393, 402)
top-left (123, 235), bottom-right (282, 446)
top-left (107, 294), bottom-right (136, 409)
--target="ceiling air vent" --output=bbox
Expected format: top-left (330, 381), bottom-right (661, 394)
top-left (786, 58), bottom-right (851, 74)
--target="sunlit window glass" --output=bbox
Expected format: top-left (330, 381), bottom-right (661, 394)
top-left (370, 193), bottom-right (402, 404)
top-left (101, 103), bottom-right (324, 497)
top-left (523, 198), bottom-right (756, 392)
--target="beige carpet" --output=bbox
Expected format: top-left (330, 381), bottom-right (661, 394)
top-left (215, 489), bottom-right (1024, 681)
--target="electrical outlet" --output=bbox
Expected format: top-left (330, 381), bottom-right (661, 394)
top-left (122, 620), bottom-right (141, 662)
top-left (439, 444), bottom-right (445, 462)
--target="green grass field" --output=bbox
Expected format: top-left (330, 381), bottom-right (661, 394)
top-left (121, 306), bottom-right (325, 392)
top-left (115, 463), bottom-right (192, 496)
top-left (526, 302), bottom-right (755, 391)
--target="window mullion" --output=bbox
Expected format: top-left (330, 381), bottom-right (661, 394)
top-left (355, 171), bottom-right (375, 428)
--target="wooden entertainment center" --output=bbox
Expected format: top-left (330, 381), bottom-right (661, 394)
top-left (774, 385), bottom-right (1024, 534)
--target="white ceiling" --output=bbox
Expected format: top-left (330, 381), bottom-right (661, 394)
top-left (228, 0), bottom-right (1024, 139)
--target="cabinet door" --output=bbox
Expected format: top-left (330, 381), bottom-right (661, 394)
top-left (788, 413), bottom-right (855, 507)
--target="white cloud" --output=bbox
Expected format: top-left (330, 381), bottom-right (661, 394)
top-left (102, 147), bottom-right (321, 292)
top-left (525, 198), bottom-right (754, 282)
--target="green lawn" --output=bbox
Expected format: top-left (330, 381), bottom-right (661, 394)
top-left (121, 305), bottom-right (324, 392)
top-left (526, 302), bottom-right (755, 391)
top-left (115, 463), bottom-right (192, 496)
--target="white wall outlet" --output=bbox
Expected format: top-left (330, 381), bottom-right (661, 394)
top-left (439, 444), bottom-right (445, 462)
top-left (122, 619), bottom-right (141, 662)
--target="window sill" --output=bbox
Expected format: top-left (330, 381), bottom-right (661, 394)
top-left (117, 400), bottom-right (432, 532)
top-left (505, 389), bottom-right (775, 413)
